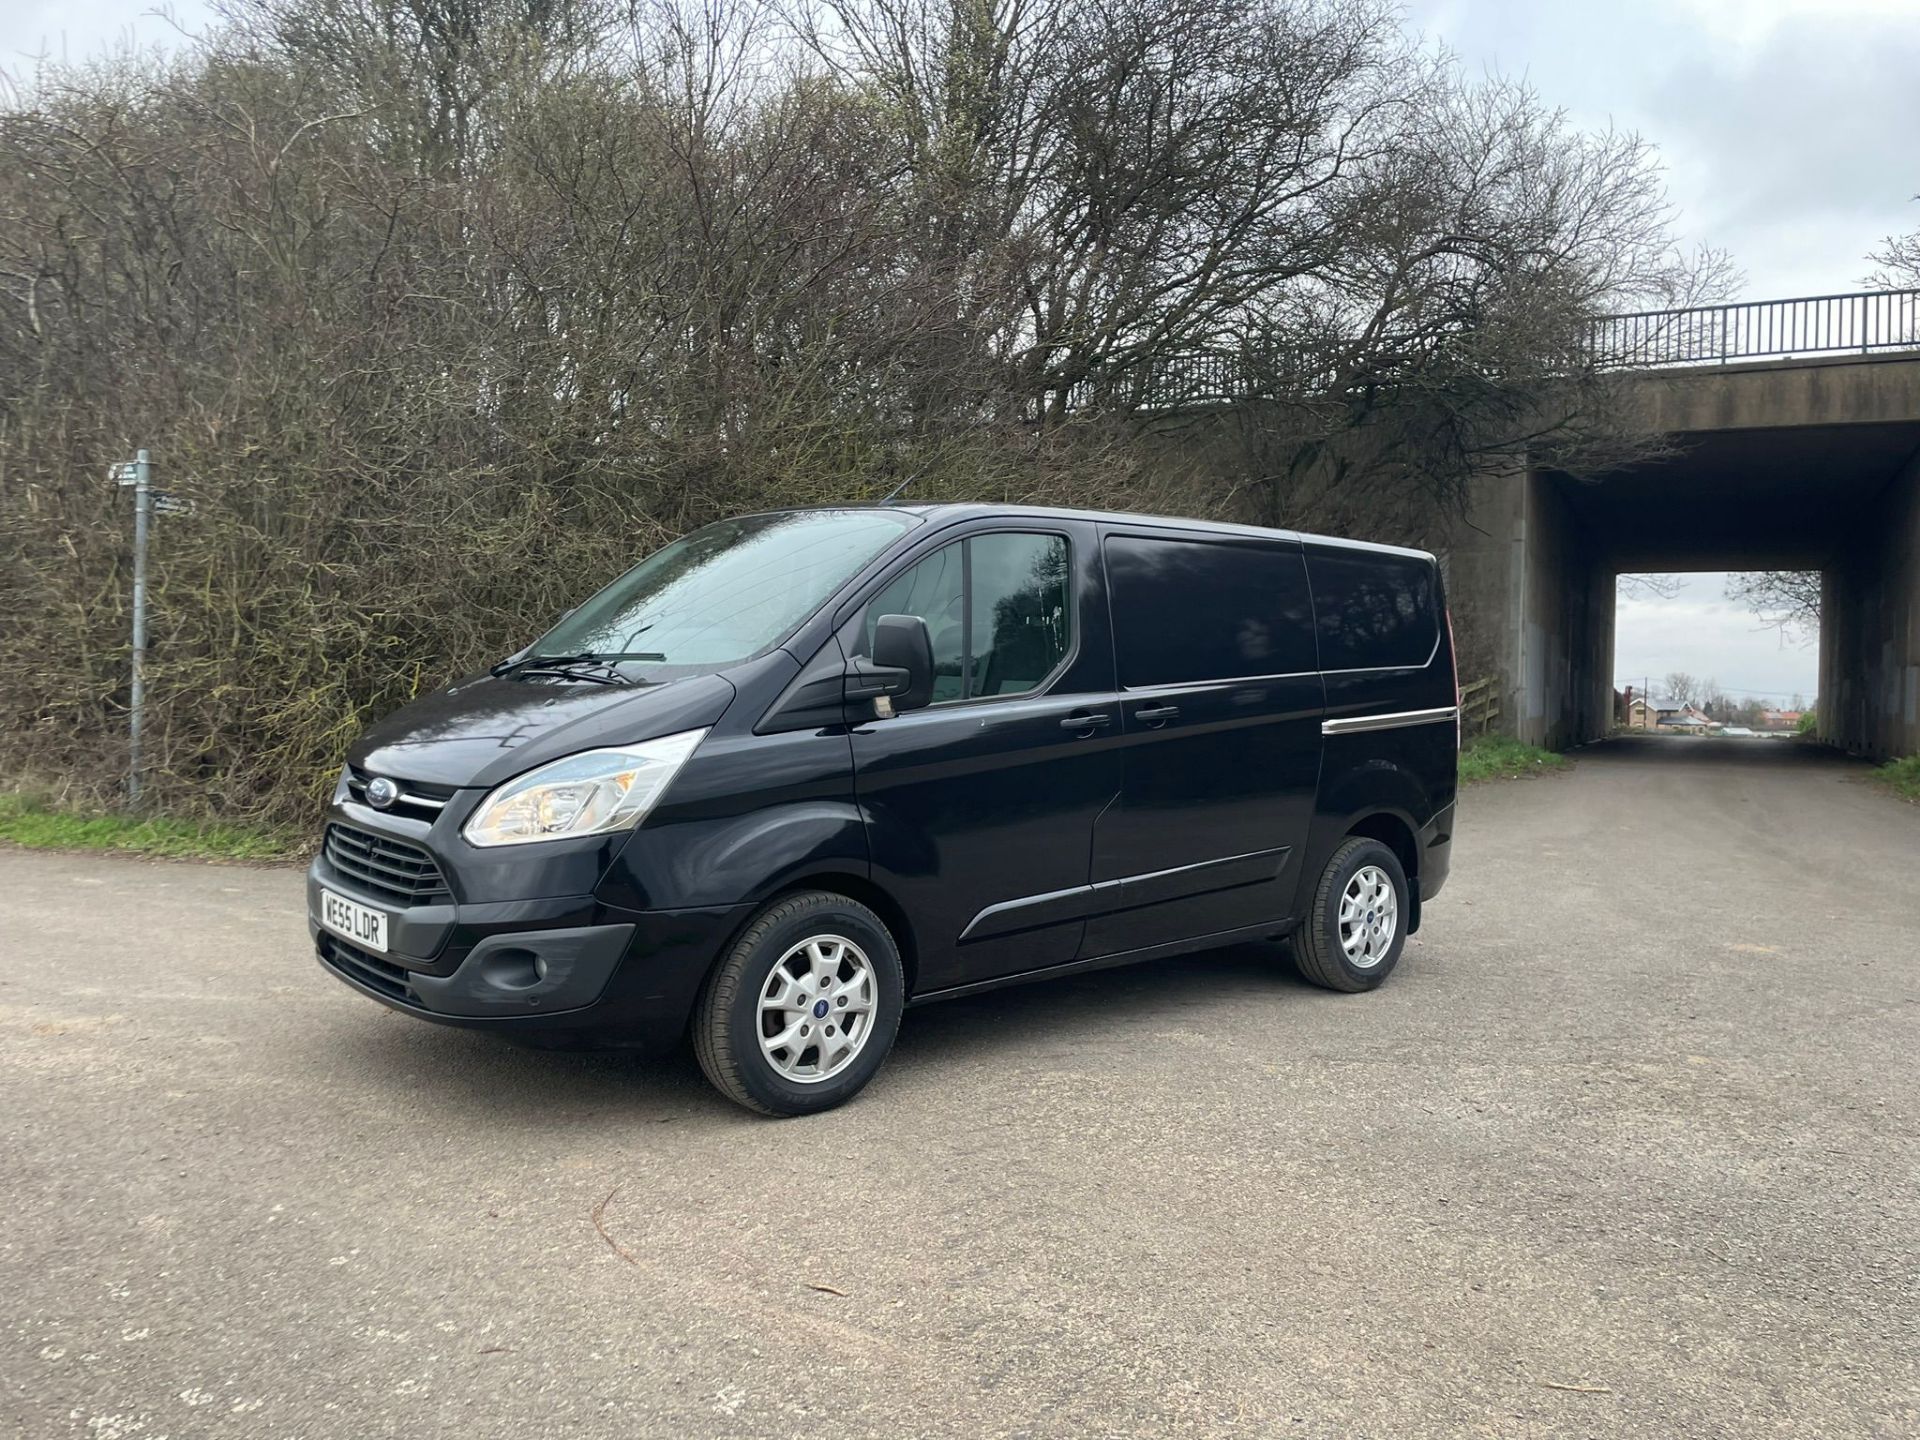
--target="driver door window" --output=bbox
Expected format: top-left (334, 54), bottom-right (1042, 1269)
top-left (863, 533), bottom-right (1072, 704)
top-left (864, 543), bottom-right (966, 702)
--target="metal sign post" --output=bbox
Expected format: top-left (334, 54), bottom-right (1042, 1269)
top-left (113, 450), bottom-right (154, 804)
top-left (111, 450), bottom-right (195, 803)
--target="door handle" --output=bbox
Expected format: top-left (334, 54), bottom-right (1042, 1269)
top-left (1059, 711), bottom-right (1113, 734)
top-left (1133, 704), bottom-right (1180, 726)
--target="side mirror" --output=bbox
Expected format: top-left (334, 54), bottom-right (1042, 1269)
top-left (845, 613), bottom-right (935, 714)
top-left (873, 615), bottom-right (936, 711)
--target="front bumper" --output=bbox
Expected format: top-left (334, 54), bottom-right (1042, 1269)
top-left (306, 859), bottom-right (750, 1050)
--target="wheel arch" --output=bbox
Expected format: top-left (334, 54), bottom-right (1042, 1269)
top-left (1341, 808), bottom-right (1421, 933)
top-left (1305, 749), bottom-right (1436, 936)
top-left (758, 869), bottom-right (922, 999)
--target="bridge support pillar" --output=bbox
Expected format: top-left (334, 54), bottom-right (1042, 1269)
top-left (1821, 444), bottom-right (1920, 759)
top-left (1445, 461), bottom-right (1612, 749)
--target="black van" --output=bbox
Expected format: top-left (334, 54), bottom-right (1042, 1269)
top-left (310, 506), bottom-right (1457, 1114)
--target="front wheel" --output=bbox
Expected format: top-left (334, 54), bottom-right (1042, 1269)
top-left (1291, 837), bottom-right (1410, 993)
top-left (693, 891), bottom-right (905, 1116)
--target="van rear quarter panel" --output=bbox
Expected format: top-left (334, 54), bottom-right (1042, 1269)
top-left (1302, 669), bottom-right (1458, 908)
top-left (1296, 537), bottom-right (1458, 919)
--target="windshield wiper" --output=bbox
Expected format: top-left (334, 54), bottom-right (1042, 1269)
top-left (491, 651), bottom-right (588, 678)
top-left (489, 651), bottom-right (666, 683)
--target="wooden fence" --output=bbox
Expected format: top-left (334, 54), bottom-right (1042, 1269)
top-left (1459, 676), bottom-right (1500, 739)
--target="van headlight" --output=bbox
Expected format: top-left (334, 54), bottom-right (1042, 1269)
top-left (462, 730), bottom-right (707, 847)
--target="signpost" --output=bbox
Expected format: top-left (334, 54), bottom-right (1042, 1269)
top-left (111, 450), bottom-right (192, 804)
top-left (112, 452), bottom-right (152, 803)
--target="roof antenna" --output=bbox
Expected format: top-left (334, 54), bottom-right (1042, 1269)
top-left (877, 418), bottom-right (988, 504)
top-left (877, 465), bottom-right (924, 506)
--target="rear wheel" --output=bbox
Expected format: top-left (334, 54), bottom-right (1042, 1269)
top-left (693, 890), bottom-right (905, 1116)
top-left (1292, 837), bottom-right (1409, 993)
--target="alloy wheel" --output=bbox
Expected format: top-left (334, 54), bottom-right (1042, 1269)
top-left (1338, 865), bottom-right (1398, 968)
top-left (757, 934), bottom-right (878, 1084)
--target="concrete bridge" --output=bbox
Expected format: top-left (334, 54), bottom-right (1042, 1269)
top-left (1446, 290), bottom-right (1920, 759)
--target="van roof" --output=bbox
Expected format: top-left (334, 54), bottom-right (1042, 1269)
top-left (876, 502), bottom-right (1438, 563)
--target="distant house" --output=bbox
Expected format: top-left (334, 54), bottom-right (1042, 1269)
top-left (1622, 694), bottom-right (1661, 730)
top-left (1615, 691), bottom-right (1727, 733)
top-left (1616, 690), bottom-right (1715, 733)
top-left (1760, 709), bottom-right (1805, 732)
top-left (1656, 701), bottom-right (1717, 734)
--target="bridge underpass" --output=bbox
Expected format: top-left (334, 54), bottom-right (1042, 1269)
top-left (1448, 335), bottom-right (1920, 760)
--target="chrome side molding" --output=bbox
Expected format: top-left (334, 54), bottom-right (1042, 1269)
top-left (1321, 705), bottom-right (1459, 736)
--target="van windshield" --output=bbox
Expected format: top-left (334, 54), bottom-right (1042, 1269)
top-left (530, 510), bottom-right (915, 670)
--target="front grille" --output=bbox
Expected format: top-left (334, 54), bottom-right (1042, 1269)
top-left (318, 933), bottom-right (420, 1006)
top-left (345, 766), bottom-right (457, 824)
top-left (323, 823), bottom-right (453, 906)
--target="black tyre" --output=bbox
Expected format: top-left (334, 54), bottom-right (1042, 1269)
top-left (1291, 837), bottom-right (1410, 993)
top-left (693, 890), bottom-right (905, 1116)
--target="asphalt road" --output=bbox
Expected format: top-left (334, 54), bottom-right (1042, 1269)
top-left (4, 736), bottom-right (1918, 1439)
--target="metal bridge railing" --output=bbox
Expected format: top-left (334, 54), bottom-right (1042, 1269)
top-left (1588, 289), bottom-right (1920, 369)
top-left (1063, 289), bottom-right (1920, 412)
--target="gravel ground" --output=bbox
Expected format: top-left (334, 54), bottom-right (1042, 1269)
top-left (3, 736), bottom-right (1917, 1439)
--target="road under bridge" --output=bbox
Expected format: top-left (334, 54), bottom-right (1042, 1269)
top-left (1448, 294), bottom-right (1920, 758)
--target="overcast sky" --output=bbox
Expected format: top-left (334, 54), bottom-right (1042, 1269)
top-left (1403, 0), bottom-right (1920, 297)
top-left (1616, 573), bottom-right (1819, 705)
top-left (1, 1), bottom-right (202, 70)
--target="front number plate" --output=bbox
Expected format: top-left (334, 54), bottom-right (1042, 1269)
top-left (319, 889), bottom-right (388, 954)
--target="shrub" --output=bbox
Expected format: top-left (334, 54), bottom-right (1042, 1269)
top-left (0, 0), bottom-right (1715, 826)
top-left (1458, 736), bottom-right (1570, 784)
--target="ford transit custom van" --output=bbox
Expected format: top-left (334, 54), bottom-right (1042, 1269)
top-left (310, 505), bottom-right (1458, 1114)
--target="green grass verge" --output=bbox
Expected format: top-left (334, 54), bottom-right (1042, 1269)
top-left (1458, 735), bottom-right (1571, 784)
top-left (0, 793), bottom-right (301, 862)
top-left (1875, 755), bottom-right (1920, 804)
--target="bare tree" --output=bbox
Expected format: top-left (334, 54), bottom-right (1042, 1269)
top-left (0, 0), bottom-right (1720, 823)
top-left (1205, 74), bottom-right (1732, 537)
top-left (1662, 672), bottom-right (1698, 706)
top-left (1867, 194), bottom-right (1920, 288)
top-left (1726, 571), bottom-right (1820, 641)
top-left (1619, 573), bottom-right (1682, 600)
